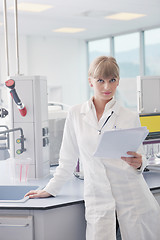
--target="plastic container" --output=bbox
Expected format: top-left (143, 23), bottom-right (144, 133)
top-left (13, 158), bottom-right (32, 183)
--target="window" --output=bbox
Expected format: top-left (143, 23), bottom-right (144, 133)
top-left (115, 78), bottom-right (137, 110)
top-left (88, 38), bottom-right (110, 64)
top-left (144, 28), bottom-right (160, 76)
top-left (114, 33), bottom-right (140, 110)
top-left (87, 28), bottom-right (160, 110)
top-left (114, 32), bottom-right (140, 78)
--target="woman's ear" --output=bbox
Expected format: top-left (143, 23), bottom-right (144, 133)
top-left (88, 77), bottom-right (93, 87)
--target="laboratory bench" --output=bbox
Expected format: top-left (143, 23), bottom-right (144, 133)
top-left (0, 166), bottom-right (160, 240)
top-left (0, 164), bottom-right (86, 240)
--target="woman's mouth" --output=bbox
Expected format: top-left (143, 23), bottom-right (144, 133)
top-left (103, 91), bottom-right (111, 95)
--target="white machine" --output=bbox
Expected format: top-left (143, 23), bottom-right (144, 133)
top-left (48, 105), bottom-right (67, 166)
top-left (8, 75), bottom-right (50, 179)
top-left (137, 75), bottom-right (160, 113)
top-left (1, 1), bottom-right (50, 179)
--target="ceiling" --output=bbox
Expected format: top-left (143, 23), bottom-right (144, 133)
top-left (0, 0), bottom-right (160, 41)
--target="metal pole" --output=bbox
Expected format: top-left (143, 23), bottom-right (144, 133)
top-left (3, 0), bottom-right (10, 76)
top-left (14, 0), bottom-right (20, 75)
top-left (110, 36), bottom-right (115, 57)
top-left (140, 31), bottom-right (145, 76)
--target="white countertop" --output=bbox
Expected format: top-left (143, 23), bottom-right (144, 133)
top-left (0, 160), bottom-right (160, 210)
top-left (0, 176), bottom-right (84, 210)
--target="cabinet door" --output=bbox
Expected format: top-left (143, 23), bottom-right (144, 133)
top-left (0, 215), bottom-right (33, 240)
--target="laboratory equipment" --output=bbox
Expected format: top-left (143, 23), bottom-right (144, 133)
top-left (139, 113), bottom-right (160, 139)
top-left (7, 75), bottom-right (50, 179)
top-left (137, 75), bottom-right (160, 113)
top-left (74, 159), bottom-right (84, 180)
top-left (140, 113), bottom-right (160, 166)
top-left (0, 125), bottom-right (10, 161)
top-left (2, 0), bottom-right (50, 179)
top-left (5, 79), bottom-right (27, 117)
top-left (48, 103), bottom-right (84, 178)
top-left (137, 76), bottom-right (160, 168)
top-left (0, 83), bottom-right (8, 119)
top-left (48, 103), bottom-right (68, 166)
top-left (0, 125), bottom-right (25, 161)
top-left (0, 108), bottom-right (8, 118)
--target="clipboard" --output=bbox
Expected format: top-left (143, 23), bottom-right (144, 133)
top-left (93, 127), bottom-right (149, 159)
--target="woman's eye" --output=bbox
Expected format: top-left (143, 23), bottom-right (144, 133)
top-left (97, 79), bottom-right (104, 83)
top-left (109, 78), bottom-right (116, 83)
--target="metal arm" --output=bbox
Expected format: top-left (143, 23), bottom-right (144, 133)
top-left (0, 125), bottom-right (9, 150)
top-left (0, 127), bottom-right (26, 154)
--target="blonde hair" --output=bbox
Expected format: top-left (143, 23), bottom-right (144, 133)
top-left (88, 56), bottom-right (119, 79)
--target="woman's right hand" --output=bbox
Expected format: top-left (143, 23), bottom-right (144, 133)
top-left (24, 189), bottom-right (52, 199)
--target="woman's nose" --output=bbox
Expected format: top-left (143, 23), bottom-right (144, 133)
top-left (104, 81), bottom-right (109, 89)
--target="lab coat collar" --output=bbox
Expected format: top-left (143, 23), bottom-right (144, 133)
top-left (90, 97), bottom-right (116, 113)
top-left (80, 97), bottom-right (120, 116)
top-left (80, 98), bottom-right (121, 130)
top-left (80, 98), bottom-right (97, 128)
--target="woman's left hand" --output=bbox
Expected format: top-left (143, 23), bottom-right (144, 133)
top-left (121, 151), bottom-right (142, 169)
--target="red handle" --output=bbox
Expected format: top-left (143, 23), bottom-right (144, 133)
top-left (19, 107), bottom-right (27, 117)
top-left (5, 79), bottom-right (15, 89)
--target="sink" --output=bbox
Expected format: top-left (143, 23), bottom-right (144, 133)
top-left (0, 185), bottom-right (40, 203)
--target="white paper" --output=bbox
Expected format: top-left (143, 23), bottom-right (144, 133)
top-left (94, 127), bottom-right (149, 159)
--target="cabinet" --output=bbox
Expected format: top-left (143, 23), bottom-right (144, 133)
top-left (33, 202), bottom-right (86, 240)
top-left (0, 215), bottom-right (33, 240)
top-left (153, 191), bottom-right (160, 205)
top-left (0, 201), bottom-right (86, 240)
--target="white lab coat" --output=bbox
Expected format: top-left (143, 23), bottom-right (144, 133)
top-left (44, 99), bottom-right (160, 240)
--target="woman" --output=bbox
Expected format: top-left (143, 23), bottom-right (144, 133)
top-left (25, 56), bottom-right (160, 240)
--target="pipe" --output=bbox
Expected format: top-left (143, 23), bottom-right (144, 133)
top-left (3, 0), bottom-right (10, 76)
top-left (0, 127), bottom-right (26, 153)
top-left (0, 125), bottom-right (9, 149)
top-left (14, 0), bottom-right (20, 75)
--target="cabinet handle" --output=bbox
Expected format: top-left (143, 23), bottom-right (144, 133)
top-left (0, 223), bottom-right (29, 227)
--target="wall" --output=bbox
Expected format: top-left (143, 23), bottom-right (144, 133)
top-left (0, 34), bottom-right (88, 106)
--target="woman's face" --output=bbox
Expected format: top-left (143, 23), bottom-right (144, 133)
top-left (89, 76), bottom-right (119, 103)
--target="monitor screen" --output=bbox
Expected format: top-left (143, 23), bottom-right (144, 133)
top-left (139, 113), bottom-right (160, 140)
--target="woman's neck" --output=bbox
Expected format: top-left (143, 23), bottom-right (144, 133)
top-left (93, 97), bottom-right (112, 121)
